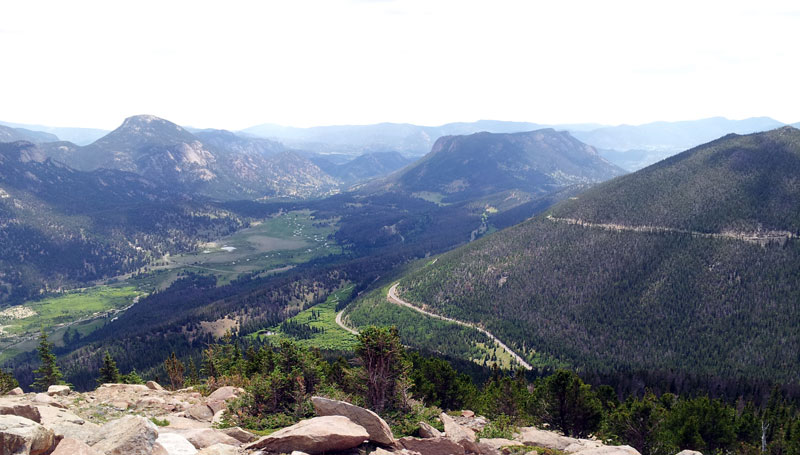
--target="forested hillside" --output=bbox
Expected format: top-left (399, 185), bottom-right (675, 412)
top-left (388, 127), bottom-right (800, 389)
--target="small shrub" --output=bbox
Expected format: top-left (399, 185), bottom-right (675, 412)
top-left (150, 417), bottom-right (169, 427)
top-left (477, 414), bottom-right (518, 439)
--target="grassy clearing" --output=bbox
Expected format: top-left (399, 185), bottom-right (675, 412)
top-left (163, 210), bottom-right (342, 286)
top-left (411, 191), bottom-right (449, 206)
top-left (253, 285), bottom-right (358, 351)
top-left (0, 285), bottom-right (142, 361)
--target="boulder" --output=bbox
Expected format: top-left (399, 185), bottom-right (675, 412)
top-left (7, 387), bottom-right (24, 396)
top-left (147, 381), bottom-right (165, 391)
top-left (47, 385), bottom-right (71, 396)
top-left (564, 440), bottom-right (603, 453)
top-left (197, 443), bottom-right (243, 455)
top-left (32, 393), bottom-right (55, 405)
top-left (571, 445), bottom-right (641, 455)
top-left (311, 396), bottom-right (395, 446)
top-left (157, 432), bottom-right (198, 455)
top-left (517, 426), bottom-right (580, 451)
top-left (220, 427), bottom-right (257, 443)
top-left (36, 405), bottom-right (100, 442)
top-left (164, 415), bottom-right (211, 430)
top-left (186, 404), bottom-right (215, 422)
top-left (89, 415), bottom-right (160, 455)
top-left (440, 412), bottom-right (479, 453)
top-left (418, 421), bottom-right (442, 438)
top-left (167, 428), bottom-right (241, 449)
top-left (675, 451), bottom-right (703, 455)
top-left (52, 437), bottom-right (103, 455)
top-left (0, 402), bottom-right (41, 423)
top-left (0, 415), bottom-right (58, 455)
top-left (461, 410), bottom-right (475, 418)
top-left (206, 386), bottom-right (243, 403)
top-left (399, 436), bottom-right (466, 455)
top-left (245, 415), bottom-right (369, 454)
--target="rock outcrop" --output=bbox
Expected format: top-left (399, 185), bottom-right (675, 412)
top-left (399, 435), bottom-right (466, 455)
top-left (311, 396), bottom-right (396, 446)
top-left (245, 415), bottom-right (369, 454)
top-left (88, 415), bottom-right (160, 455)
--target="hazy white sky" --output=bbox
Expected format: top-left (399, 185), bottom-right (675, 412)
top-left (1, 0), bottom-right (799, 130)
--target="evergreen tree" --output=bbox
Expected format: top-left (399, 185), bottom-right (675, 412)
top-left (97, 351), bottom-right (121, 384)
top-left (32, 330), bottom-right (64, 391)
top-left (0, 366), bottom-right (18, 394)
top-left (121, 369), bottom-right (144, 385)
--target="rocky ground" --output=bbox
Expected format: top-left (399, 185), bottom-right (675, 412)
top-left (0, 383), bottom-right (645, 455)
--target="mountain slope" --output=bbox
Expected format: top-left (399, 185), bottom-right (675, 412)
top-left (0, 141), bottom-right (243, 303)
top-left (376, 127), bottom-right (800, 383)
top-left (312, 151), bottom-right (414, 184)
top-left (381, 129), bottom-right (625, 203)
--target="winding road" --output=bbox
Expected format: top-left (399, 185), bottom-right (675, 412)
top-left (387, 283), bottom-right (532, 370)
top-left (335, 310), bottom-right (359, 335)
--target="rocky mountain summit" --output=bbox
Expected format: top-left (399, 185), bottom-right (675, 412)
top-left (0, 383), bottom-right (644, 455)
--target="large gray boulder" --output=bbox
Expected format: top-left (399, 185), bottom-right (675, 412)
top-left (311, 396), bottom-right (395, 446)
top-left (399, 436), bottom-right (466, 455)
top-left (88, 415), bottom-right (160, 455)
top-left (245, 415), bottom-right (369, 454)
top-left (0, 414), bottom-right (58, 455)
top-left (675, 451), bottom-right (703, 455)
top-left (156, 432), bottom-right (198, 455)
top-left (185, 404), bottom-right (215, 422)
top-left (440, 412), bottom-right (479, 453)
top-left (52, 437), bottom-right (103, 455)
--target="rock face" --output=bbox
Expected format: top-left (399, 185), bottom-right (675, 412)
top-left (399, 436), bottom-right (466, 455)
top-left (52, 437), bottom-right (103, 455)
top-left (0, 414), bottom-right (58, 455)
top-left (440, 412), bottom-right (479, 453)
top-left (89, 415), bottom-right (160, 455)
top-left (311, 396), bottom-right (396, 446)
top-left (246, 415), bottom-right (369, 454)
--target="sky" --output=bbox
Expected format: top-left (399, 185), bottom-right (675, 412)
top-left (1, 0), bottom-right (799, 130)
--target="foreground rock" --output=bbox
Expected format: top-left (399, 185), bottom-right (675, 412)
top-left (311, 396), bottom-right (396, 446)
top-left (156, 432), bottom-right (198, 455)
top-left (0, 400), bottom-right (41, 422)
top-left (88, 415), bottom-right (160, 455)
top-left (246, 415), bottom-right (369, 454)
top-left (440, 412), bottom-right (479, 453)
top-left (0, 414), bottom-right (58, 455)
top-left (573, 445), bottom-right (641, 455)
top-left (399, 436), bottom-right (466, 455)
top-left (197, 443), bottom-right (242, 455)
top-left (37, 405), bottom-right (101, 442)
top-left (52, 437), bottom-right (103, 455)
top-left (164, 427), bottom-right (241, 449)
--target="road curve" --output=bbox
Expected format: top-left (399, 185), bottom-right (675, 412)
top-left (387, 283), bottom-right (532, 370)
top-left (335, 310), bottom-right (359, 335)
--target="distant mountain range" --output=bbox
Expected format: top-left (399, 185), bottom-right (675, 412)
top-left (373, 129), bottom-right (625, 204)
top-left (0, 121), bottom-right (107, 145)
top-left (0, 124), bottom-right (59, 143)
top-left (381, 126), bottom-right (800, 383)
top-left (241, 117), bottom-right (794, 171)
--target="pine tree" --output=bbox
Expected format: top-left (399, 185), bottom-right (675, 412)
top-left (32, 330), bottom-right (64, 391)
top-left (97, 351), bottom-right (121, 384)
top-left (0, 366), bottom-right (18, 393)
